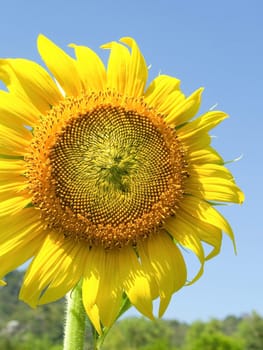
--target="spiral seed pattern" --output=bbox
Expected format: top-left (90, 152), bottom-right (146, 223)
top-left (26, 92), bottom-right (187, 248)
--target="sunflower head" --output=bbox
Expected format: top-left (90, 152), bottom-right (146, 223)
top-left (26, 91), bottom-right (188, 249)
top-left (0, 35), bottom-right (244, 334)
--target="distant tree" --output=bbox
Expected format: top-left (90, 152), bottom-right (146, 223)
top-left (0, 338), bottom-right (14, 350)
top-left (102, 317), bottom-right (178, 350)
top-left (184, 319), bottom-right (243, 350)
top-left (238, 311), bottom-right (263, 350)
top-left (222, 315), bottom-right (242, 336)
top-left (184, 320), bottom-right (206, 348)
top-left (167, 319), bottom-right (189, 348)
top-left (139, 337), bottom-right (178, 350)
top-left (0, 270), bottom-right (64, 349)
top-left (0, 270), bottom-right (23, 324)
top-left (189, 332), bottom-right (243, 350)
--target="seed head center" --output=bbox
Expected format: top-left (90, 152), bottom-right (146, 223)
top-left (27, 93), bottom-right (187, 248)
top-left (99, 153), bottom-right (133, 192)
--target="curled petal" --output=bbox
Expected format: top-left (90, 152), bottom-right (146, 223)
top-left (37, 34), bottom-right (82, 97)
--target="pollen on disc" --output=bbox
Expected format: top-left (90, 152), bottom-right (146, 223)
top-left (26, 94), bottom-right (187, 249)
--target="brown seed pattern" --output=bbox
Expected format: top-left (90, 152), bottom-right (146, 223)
top-left (26, 92), bottom-right (188, 249)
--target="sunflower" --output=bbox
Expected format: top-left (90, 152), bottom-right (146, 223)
top-left (0, 35), bottom-right (243, 333)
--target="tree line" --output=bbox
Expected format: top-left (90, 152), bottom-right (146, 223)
top-left (0, 270), bottom-right (262, 350)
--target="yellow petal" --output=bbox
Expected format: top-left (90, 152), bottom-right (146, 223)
top-left (178, 209), bottom-right (223, 260)
top-left (144, 75), bottom-right (181, 109)
top-left (164, 88), bottom-right (204, 127)
top-left (119, 246), bottom-right (154, 320)
top-left (0, 121), bottom-right (31, 141)
top-left (119, 37), bottom-right (148, 97)
top-left (0, 123), bottom-right (31, 156)
top-left (0, 90), bottom-right (40, 127)
top-left (93, 248), bottom-right (122, 328)
top-left (83, 246), bottom-right (123, 333)
top-left (0, 182), bottom-right (28, 201)
top-left (144, 77), bottom-right (203, 127)
top-left (187, 146), bottom-right (223, 165)
top-left (183, 132), bottom-right (211, 153)
top-left (101, 41), bottom-right (130, 94)
top-left (189, 163), bottom-right (235, 180)
top-left (178, 111), bottom-right (228, 142)
top-left (138, 232), bottom-right (186, 317)
top-left (82, 251), bottom-right (101, 334)
top-left (37, 240), bottom-right (87, 305)
top-left (0, 159), bottom-right (26, 184)
top-left (37, 34), bottom-right (82, 97)
top-left (0, 58), bottom-right (62, 113)
top-left (1, 235), bottom-right (42, 280)
top-left (0, 60), bottom-right (20, 93)
top-left (180, 196), bottom-right (236, 253)
top-left (0, 158), bottom-right (26, 174)
top-left (186, 176), bottom-right (244, 203)
top-left (0, 196), bottom-right (31, 217)
top-left (69, 44), bottom-right (106, 92)
top-left (20, 231), bottom-right (84, 306)
top-left (164, 215), bottom-right (205, 283)
top-left (0, 208), bottom-right (45, 279)
top-left (155, 89), bottom-right (186, 117)
top-left (187, 164), bottom-right (244, 203)
top-left (0, 208), bottom-right (42, 248)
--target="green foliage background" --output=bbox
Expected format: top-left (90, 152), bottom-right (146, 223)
top-left (0, 271), bottom-right (262, 350)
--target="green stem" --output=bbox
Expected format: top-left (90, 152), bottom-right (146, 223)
top-left (63, 280), bottom-right (90, 350)
top-left (63, 285), bottom-right (132, 350)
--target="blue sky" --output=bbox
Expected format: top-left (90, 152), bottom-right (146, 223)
top-left (0, 0), bottom-right (262, 323)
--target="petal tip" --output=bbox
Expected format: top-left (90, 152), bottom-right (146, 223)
top-left (119, 36), bottom-right (135, 46)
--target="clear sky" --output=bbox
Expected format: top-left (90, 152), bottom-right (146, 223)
top-left (1, 0), bottom-right (262, 323)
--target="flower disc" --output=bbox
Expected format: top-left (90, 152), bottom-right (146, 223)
top-left (27, 93), bottom-right (187, 248)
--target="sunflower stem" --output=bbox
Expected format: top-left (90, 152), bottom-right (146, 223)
top-left (63, 280), bottom-right (91, 350)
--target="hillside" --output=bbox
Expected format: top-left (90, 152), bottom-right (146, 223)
top-left (0, 271), bottom-right (262, 350)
